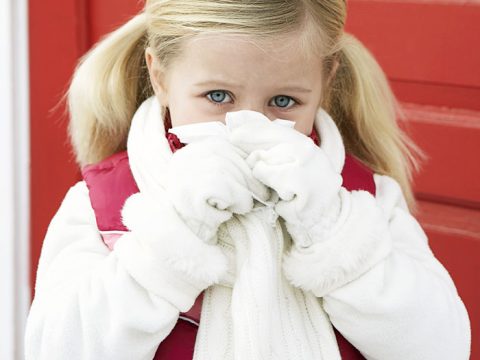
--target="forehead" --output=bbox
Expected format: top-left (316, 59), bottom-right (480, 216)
top-left (168, 33), bottom-right (323, 87)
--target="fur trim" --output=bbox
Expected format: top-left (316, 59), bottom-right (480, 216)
top-left (282, 188), bottom-right (393, 297)
top-left (115, 192), bottom-right (228, 311)
top-left (314, 108), bottom-right (345, 174)
top-left (374, 174), bottom-right (409, 215)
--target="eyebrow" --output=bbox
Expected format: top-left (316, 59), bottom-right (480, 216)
top-left (193, 80), bottom-right (312, 93)
top-left (278, 86), bottom-right (312, 93)
top-left (193, 80), bottom-right (243, 89)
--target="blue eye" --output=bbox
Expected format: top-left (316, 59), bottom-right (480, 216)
top-left (206, 90), bottom-right (232, 104)
top-left (271, 95), bottom-right (296, 109)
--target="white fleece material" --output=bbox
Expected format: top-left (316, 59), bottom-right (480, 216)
top-left (24, 96), bottom-right (471, 360)
top-left (227, 112), bottom-right (345, 249)
top-left (118, 192), bottom-right (229, 311)
top-left (168, 115), bottom-right (296, 145)
top-left (162, 136), bottom-right (269, 245)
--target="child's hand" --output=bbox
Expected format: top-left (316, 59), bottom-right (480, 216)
top-left (166, 136), bottom-right (270, 245)
top-left (228, 115), bottom-right (343, 248)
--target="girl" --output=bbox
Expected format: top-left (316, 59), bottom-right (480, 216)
top-left (24, 0), bottom-right (471, 359)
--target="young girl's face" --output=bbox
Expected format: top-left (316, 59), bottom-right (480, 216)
top-left (146, 32), bottom-right (325, 135)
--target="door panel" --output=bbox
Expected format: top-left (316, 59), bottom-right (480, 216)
top-left (29, 0), bottom-right (86, 297)
top-left (346, 1), bottom-right (480, 108)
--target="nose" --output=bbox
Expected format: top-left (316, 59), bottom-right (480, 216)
top-left (236, 102), bottom-right (276, 121)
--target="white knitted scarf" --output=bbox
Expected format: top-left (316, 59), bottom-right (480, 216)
top-left (127, 96), bottom-right (345, 360)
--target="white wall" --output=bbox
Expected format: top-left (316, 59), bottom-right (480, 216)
top-left (0, 0), bottom-right (31, 359)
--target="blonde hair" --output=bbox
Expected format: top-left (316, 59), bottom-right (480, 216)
top-left (67, 0), bottom-right (424, 212)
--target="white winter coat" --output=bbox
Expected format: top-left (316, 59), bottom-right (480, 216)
top-left (24, 97), bottom-right (471, 360)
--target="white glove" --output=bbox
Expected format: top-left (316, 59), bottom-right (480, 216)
top-left (227, 112), bottom-right (343, 249)
top-left (120, 191), bottom-right (230, 311)
top-left (118, 136), bottom-right (268, 311)
top-left (165, 136), bottom-right (270, 245)
top-left (227, 111), bottom-right (393, 297)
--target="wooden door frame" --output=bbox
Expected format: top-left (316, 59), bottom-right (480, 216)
top-left (0, 0), bottom-right (30, 358)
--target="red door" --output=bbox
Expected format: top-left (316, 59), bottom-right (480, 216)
top-left (30, 1), bottom-right (480, 358)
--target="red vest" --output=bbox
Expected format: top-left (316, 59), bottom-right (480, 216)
top-left (81, 128), bottom-right (373, 359)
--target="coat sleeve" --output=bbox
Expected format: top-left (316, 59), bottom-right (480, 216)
top-left (24, 181), bottom-right (227, 360)
top-left (282, 174), bottom-right (471, 360)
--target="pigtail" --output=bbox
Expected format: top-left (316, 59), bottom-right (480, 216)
top-left (67, 12), bottom-right (153, 166)
top-left (323, 32), bottom-right (426, 213)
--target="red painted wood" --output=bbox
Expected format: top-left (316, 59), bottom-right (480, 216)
top-left (392, 81), bottom-right (480, 112)
top-left (417, 200), bottom-right (480, 359)
top-left (346, 1), bottom-right (480, 86)
top-left (29, 0), bottom-right (88, 297)
top-left (88, 0), bottom-right (143, 44)
top-left (399, 103), bottom-right (480, 207)
top-left (345, 0), bottom-right (480, 109)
